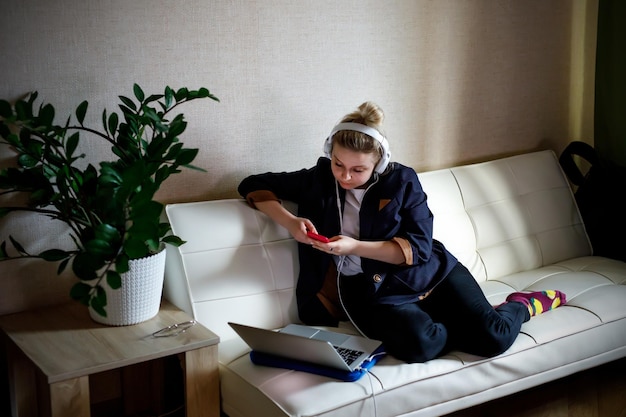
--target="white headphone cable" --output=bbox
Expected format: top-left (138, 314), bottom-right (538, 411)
top-left (333, 177), bottom-right (379, 339)
top-left (333, 176), bottom-right (384, 417)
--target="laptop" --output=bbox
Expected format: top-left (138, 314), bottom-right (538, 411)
top-left (228, 322), bottom-right (383, 372)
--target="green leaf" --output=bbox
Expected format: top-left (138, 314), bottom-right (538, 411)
top-left (70, 282), bottom-right (92, 305)
top-left (102, 109), bottom-right (108, 134)
top-left (118, 104), bottom-right (136, 117)
top-left (158, 222), bottom-right (171, 237)
top-left (133, 84), bottom-right (145, 102)
top-left (39, 249), bottom-right (70, 262)
top-left (66, 132), bottom-right (79, 158)
top-left (146, 239), bottom-right (160, 252)
top-left (85, 239), bottom-right (114, 257)
top-left (127, 226), bottom-right (157, 246)
top-left (174, 87), bottom-right (188, 101)
top-left (120, 159), bottom-right (147, 184)
top-left (144, 94), bottom-right (163, 104)
top-left (2, 133), bottom-right (19, 147)
top-left (72, 252), bottom-right (102, 280)
top-left (99, 163), bottom-right (123, 186)
top-left (38, 103), bottom-right (55, 127)
top-left (0, 121), bottom-right (10, 138)
top-left (182, 163), bottom-right (206, 172)
top-left (94, 223), bottom-right (122, 243)
top-left (9, 236), bottom-right (27, 255)
top-left (90, 286), bottom-right (107, 317)
top-left (207, 90), bottom-right (220, 102)
top-left (26, 140), bottom-right (44, 160)
top-left (90, 300), bottom-right (107, 317)
top-left (162, 234), bottom-right (185, 246)
top-left (98, 174), bottom-right (122, 187)
top-left (115, 253), bottom-right (129, 273)
top-left (108, 112), bottom-right (119, 135)
top-left (154, 165), bottom-right (171, 184)
top-left (123, 236), bottom-right (148, 259)
top-left (146, 134), bottom-right (174, 159)
top-left (164, 86), bottom-right (174, 109)
top-left (0, 241), bottom-right (7, 259)
top-left (118, 95), bottom-right (137, 112)
top-left (75, 100), bottom-right (88, 125)
top-left (128, 210), bottom-right (158, 230)
top-left (175, 148), bottom-right (199, 166)
top-left (0, 100), bottom-right (12, 118)
top-left (14, 99), bottom-right (30, 121)
top-left (30, 188), bottom-right (53, 206)
top-left (18, 154), bottom-right (39, 168)
top-left (162, 142), bottom-right (183, 160)
top-left (27, 91), bottom-right (38, 104)
top-left (106, 270), bottom-right (122, 289)
top-left (167, 118), bottom-right (187, 138)
top-left (142, 106), bottom-right (161, 124)
top-left (57, 258), bottom-right (70, 274)
top-left (131, 199), bottom-right (163, 220)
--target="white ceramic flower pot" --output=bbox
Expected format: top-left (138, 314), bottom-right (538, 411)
top-left (89, 248), bottom-right (166, 326)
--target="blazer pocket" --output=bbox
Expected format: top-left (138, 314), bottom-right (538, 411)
top-left (379, 199), bottom-right (392, 211)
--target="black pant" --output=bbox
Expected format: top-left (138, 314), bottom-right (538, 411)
top-left (340, 263), bottom-right (529, 363)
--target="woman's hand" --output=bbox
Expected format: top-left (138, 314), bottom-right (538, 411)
top-left (286, 217), bottom-right (317, 243)
top-left (253, 200), bottom-right (405, 264)
top-left (310, 235), bottom-right (355, 256)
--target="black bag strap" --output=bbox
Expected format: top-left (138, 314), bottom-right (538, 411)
top-left (559, 141), bottom-right (599, 186)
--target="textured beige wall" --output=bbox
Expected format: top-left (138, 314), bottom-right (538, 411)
top-left (0, 0), bottom-right (597, 314)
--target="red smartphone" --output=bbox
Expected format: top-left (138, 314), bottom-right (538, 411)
top-left (307, 231), bottom-right (330, 243)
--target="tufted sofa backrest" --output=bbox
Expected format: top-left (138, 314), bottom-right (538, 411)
top-left (164, 199), bottom-right (299, 345)
top-left (423, 150), bottom-right (590, 282)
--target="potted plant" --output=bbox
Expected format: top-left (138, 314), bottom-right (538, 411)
top-left (0, 84), bottom-right (219, 324)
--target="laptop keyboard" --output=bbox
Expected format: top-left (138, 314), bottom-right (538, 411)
top-left (334, 346), bottom-right (364, 365)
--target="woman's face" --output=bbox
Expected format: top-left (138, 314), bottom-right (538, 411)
top-left (330, 143), bottom-right (378, 190)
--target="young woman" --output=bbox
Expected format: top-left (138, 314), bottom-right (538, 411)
top-left (238, 102), bottom-right (565, 363)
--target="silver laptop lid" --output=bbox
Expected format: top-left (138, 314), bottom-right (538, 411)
top-left (229, 322), bottom-right (381, 372)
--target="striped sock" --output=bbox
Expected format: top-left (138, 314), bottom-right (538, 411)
top-left (506, 290), bottom-right (566, 317)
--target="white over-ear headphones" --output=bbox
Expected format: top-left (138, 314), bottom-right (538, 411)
top-left (323, 122), bottom-right (391, 174)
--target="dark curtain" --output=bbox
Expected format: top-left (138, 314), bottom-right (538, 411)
top-left (594, 0), bottom-right (626, 166)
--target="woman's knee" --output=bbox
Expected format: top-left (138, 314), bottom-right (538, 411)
top-left (385, 323), bottom-right (448, 363)
top-left (353, 302), bottom-right (450, 362)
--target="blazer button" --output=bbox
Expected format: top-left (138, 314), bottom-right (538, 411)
top-left (373, 274), bottom-right (382, 283)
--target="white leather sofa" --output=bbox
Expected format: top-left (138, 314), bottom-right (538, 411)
top-left (163, 150), bottom-right (626, 417)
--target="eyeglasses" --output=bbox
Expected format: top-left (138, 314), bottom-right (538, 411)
top-left (152, 320), bottom-right (196, 337)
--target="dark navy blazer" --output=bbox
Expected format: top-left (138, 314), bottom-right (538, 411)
top-left (238, 157), bottom-right (458, 324)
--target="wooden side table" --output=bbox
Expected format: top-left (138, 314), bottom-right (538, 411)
top-left (0, 300), bottom-right (220, 417)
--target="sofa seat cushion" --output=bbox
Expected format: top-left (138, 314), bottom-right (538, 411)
top-left (217, 256), bottom-right (626, 417)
